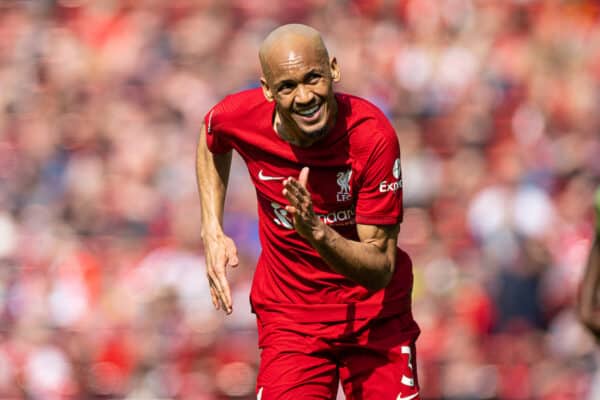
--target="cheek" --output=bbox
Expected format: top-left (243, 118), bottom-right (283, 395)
top-left (315, 83), bottom-right (333, 98)
top-left (275, 95), bottom-right (293, 109)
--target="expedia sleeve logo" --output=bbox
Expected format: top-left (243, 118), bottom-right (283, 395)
top-left (380, 158), bottom-right (402, 193)
top-left (393, 158), bottom-right (401, 180)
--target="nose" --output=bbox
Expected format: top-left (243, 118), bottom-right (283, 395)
top-left (295, 84), bottom-right (314, 104)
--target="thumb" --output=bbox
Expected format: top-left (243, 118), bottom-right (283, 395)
top-left (227, 253), bottom-right (239, 268)
top-left (224, 237), bottom-right (239, 268)
top-left (299, 167), bottom-right (309, 187)
top-left (226, 245), bottom-right (239, 268)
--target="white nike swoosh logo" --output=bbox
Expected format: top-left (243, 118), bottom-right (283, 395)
top-left (258, 169), bottom-right (285, 181)
top-left (397, 392), bottom-right (419, 400)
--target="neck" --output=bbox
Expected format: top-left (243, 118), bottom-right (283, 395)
top-left (274, 118), bottom-right (319, 147)
top-left (274, 101), bottom-right (337, 148)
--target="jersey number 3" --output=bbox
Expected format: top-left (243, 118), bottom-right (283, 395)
top-left (401, 345), bottom-right (415, 387)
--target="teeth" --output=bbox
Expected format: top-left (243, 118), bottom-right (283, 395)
top-left (297, 104), bottom-right (320, 116)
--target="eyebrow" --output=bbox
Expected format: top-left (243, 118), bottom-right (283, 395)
top-left (273, 69), bottom-right (323, 87)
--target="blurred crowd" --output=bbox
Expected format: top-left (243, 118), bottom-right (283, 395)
top-left (1, 0), bottom-right (600, 399)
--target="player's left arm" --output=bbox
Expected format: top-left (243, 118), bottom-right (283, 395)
top-left (578, 236), bottom-right (600, 338)
top-left (283, 167), bottom-right (399, 290)
top-left (577, 188), bottom-right (600, 338)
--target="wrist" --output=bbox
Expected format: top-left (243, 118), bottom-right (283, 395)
top-left (201, 226), bottom-right (225, 242)
top-left (309, 220), bottom-right (328, 244)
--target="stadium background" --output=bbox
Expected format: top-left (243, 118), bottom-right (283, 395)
top-left (1, 0), bottom-right (600, 398)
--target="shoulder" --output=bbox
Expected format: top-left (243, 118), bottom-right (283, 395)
top-left (336, 93), bottom-right (398, 149)
top-left (206, 88), bottom-right (268, 132)
top-left (337, 92), bottom-right (385, 116)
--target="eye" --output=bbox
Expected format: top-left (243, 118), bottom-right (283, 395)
top-left (278, 82), bottom-right (295, 94)
top-left (306, 73), bottom-right (321, 84)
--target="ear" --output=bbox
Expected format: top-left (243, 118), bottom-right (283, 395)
top-left (260, 77), bottom-right (274, 102)
top-left (330, 57), bottom-right (341, 83)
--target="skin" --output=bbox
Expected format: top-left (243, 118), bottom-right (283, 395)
top-left (196, 24), bottom-right (401, 314)
top-left (282, 167), bottom-right (399, 291)
top-left (259, 24), bottom-right (340, 147)
top-left (196, 132), bottom-right (238, 313)
top-left (577, 188), bottom-right (600, 340)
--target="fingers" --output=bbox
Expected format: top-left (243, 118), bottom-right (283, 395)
top-left (205, 242), bottom-right (238, 315)
top-left (215, 262), bottom-right (233, 314)
top-left (207, 267), bottom-right (232, 314)
top-left (282, 168), bottom-right (313, 221)
top-left (283, 187), bottom-right (304, 219)
top-left (283, 177), bottom-right (309, 207)
top-left (282, 186), bottom-right (298, 209)
top-left (227, 252), bottom-right (240, 269)
top-left (209, 284), bottom-right (220, 309)
top-left (284, 175), bottom-right (309, 197)
top-left (284, 205), bottom-right (298, 215)
top-left (208, 274), bottom-right (232, 314)
top-left (281, 168), bottom-right (323, 240)
top-left (299, 166), bottom-right (309, 187)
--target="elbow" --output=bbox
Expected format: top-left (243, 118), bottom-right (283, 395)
top-left (578, 307), bottom-right (600, 337)
top-left (580, 314), bottom-right (600, 337)
top-left (361, 247), bottom-right (397, 291)
top-left (582, 320), bottom-right (600, 338)
top-left (362, 264), bottom-right (394, 291)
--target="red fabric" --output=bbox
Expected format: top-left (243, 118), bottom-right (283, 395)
top-left (255, 314), bottom-right (420, 400)
top-left (204, 88), bottom-right (414, 323)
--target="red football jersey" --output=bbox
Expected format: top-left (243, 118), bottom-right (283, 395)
top-left (204, 88), bottom-right (414, 324)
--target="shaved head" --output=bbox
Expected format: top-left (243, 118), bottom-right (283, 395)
top-left (259, 24), bottom-right (329, 81)
top-left (257, 24), bottom-right (340, 147)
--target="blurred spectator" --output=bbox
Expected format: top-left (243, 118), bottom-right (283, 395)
top-left (1, 0), bottom-right (599, 398)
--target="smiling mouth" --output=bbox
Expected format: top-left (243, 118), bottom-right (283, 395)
top-left (295, 103), bottom-right (322, 119)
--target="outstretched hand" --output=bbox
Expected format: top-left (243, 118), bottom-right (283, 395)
top-left (203, 234), bottom-right (239, 314)
top-left (282, 167), bottom-right (325, 241)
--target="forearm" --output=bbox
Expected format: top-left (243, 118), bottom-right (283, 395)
top-left (281, 168), bottom-right (398, 290)
top-left (578, 189), bottom-right (600, 335)
top-left (308, 224), bottom-right (397, 291)
top-left (196, 125), bottom-right (232, 240)
top-left (579, 236), bottom-right (600, 334)
top-left (195, 125), bottom-right (239, 314)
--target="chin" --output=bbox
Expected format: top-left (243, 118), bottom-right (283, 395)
top-left (304, 127), bottom-right (328, 139)
top-left (295, 121), bottom-right (326, 138)
top-left (296, 119), bottom-right (329, 138)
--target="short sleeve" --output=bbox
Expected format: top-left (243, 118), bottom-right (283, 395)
top-left (203, 105), bottom-right (233, 154)
top-left (354, 134), bottom-right (403, 225)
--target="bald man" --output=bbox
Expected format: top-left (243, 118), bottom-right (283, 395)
top-left (196, 24), bottom-right (421, 399)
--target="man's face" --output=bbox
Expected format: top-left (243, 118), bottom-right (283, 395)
top-left (261, 42), bottom-right (340, 143)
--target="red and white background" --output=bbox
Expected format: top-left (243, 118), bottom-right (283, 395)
top-left (0, 0), bottom-right (599, 399)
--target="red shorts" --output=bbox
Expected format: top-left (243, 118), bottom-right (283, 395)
top-left (255, 313), bottom-right (421, 400)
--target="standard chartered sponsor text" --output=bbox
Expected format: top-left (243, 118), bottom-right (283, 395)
top-left (270, 202), bottom-right (355, 229)
top-left (318, 208), bottom-right (355, 225)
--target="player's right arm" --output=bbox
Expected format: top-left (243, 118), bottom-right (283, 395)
top-left (196, 123), bottom-right (238, 315)
top-left (578, 188), bottom-right (600, 338)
